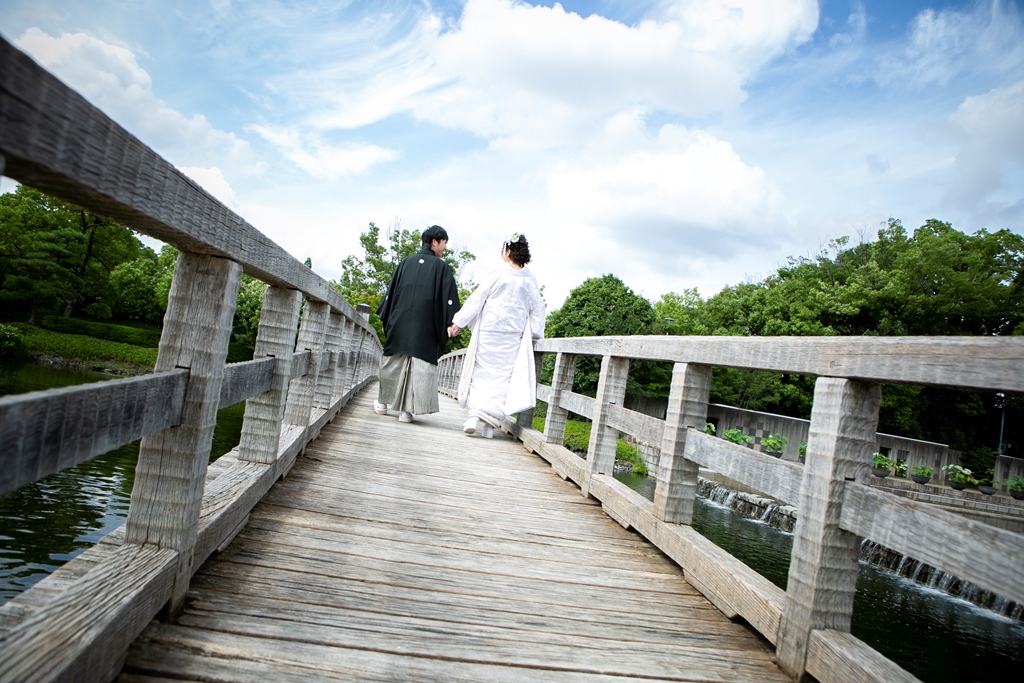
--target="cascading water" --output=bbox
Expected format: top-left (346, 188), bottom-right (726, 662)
top-left (859, 539), bottom-right (1023, 621)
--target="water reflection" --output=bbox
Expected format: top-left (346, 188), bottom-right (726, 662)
top-left (0, 362), bottom-right (245, 603)
top-left (614, 471), bottom-right (1024, 683)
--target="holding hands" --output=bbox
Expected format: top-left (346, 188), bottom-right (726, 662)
top-left (447, 324), bottom-right (461, 337)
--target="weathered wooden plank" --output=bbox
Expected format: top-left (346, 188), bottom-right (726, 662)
top-left (806, 630), bottom-right (921, 683)
top-left (585, 474), bottom-right (786, 645)
top-left (217, 358), bottom-right (273, 409)
top-left (777, 377), bottom-right (881, 678)
top-left (558, 389), bottom-right (595, 421)
top-left (284, 301), bottom-right (329, 430)
top-left (536, 382), bottom-right (553, 404)
top-left (583, 356), bottom-right (629, 497)
top-left (684, 429), bottom-right (805, 506)
top-left (840, 482), bottom-right (1024, 606)
top-left (124, 251), bottom-right (242, 616)
top-left (0, 543), bottom-right (177, 683)
top-left (289, 350), bottom-right (310, 379)
top-left (606, 403), bottom-right (664, 447)
top-left (0, 37), bottom-right (372, 331)
top-left (0, 370), bottom-right (187, 496)
top-left (652, 362), bottom-right (710, 524)
top-left (237, 286), bottom-right (303, 464)
top-left (533, 335), bottom-right (1024, 392)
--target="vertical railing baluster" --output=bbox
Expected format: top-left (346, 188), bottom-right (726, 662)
top-left (653, 362), bottom-right (712, 524)
top-left (512, 351), bottom-right (544, 436)
top-left (283, 300), bottom-right (330, 438)
top-left (582, 355), bottom-right (629, 498)
top-left (124, 251), bottom-right (242, 616)
top-left (544, 352), bottom-right (576, 446)
top-left (237, 286), bottom-right (303, 465)
top-left (777, 377), bottom-right (881, 679)
top-left (315, 312), bottom-right (343, 415)
top-left (334, 318), bottom-right (353, 404)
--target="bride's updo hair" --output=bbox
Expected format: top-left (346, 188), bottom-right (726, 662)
top-left (504, 233), bottom-right (531, 266)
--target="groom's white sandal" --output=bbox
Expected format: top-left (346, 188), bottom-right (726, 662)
top-left (374, 402), bottom-right (388, 415)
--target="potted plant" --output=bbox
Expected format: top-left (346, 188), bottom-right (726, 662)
top-left (1007, 475), bottom-right (1024, 501)
top-left (761, 432), bottom-right (788, 457)
top-left (893, 459), bottom-right (907, 478)
top-left (941, 464), bottom-right (978, 491)
top-left (978, 480), bottom-right (999, 496)
top-left (723, 428), bottom-right (753, 446)
top-left (871, 452), bottom-right (895, 478)
top-left (910, 465), bottom-right (933, 485)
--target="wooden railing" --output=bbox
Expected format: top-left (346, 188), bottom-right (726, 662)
top-left (439, 335), bottom-right (1024, 682)
top-left (0, 36), bottom-right (382, 682)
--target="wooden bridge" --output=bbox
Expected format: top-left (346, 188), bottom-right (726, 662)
top-left (1, 36), bottom-right (1023, 682)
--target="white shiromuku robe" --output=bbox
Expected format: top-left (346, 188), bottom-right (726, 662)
top-left (452, 262), bottom-right (546, 422)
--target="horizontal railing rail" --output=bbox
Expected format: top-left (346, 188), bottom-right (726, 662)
top-left (439, 332), bottom-right (1024, 683)
top-left (0, 36), bottom-right (382, 683)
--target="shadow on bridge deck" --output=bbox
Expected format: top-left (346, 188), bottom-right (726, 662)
top-left (118, 385), bottom-right (788, 682)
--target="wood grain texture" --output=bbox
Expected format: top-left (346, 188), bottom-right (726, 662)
top-left (544, 352), bottom-right (576, 446)
top-left (314, 313), bottom-right (343, 410)
top-left (533, 335), bottom-right (1024, 392)
top-left (237, 286), bottom-right (303, 465)
top-left (0, 543), bottom-right (177, 683)
top-left (283, 301), bottom-right (329, 428)
top-left (606, 403), bottom-right (664, 448)
top-left (777, 377), bottom-right (881, 679)
top-left (0, 370), bottom-right (187, 496)
top-left (684, 429), bottom-right (805, 506)
top-left (0, 37), bottom-right (372, 332)
top-left (118, 389), bottom-right (787, 683)
top-left (558, 390), bottom-right (595, 422)
top-left (124, 252), bottom-right (242, 615)
top-left (289, 350), bottom-right (310, 379)
top-left (806, 630), bottom-right (921, 683)
top-left (218, 359), bottom-right (273, 409)
top-left (652, 362), bottom-right (710, 524)
top-left (583, 356), bottom-right (629, 497)
top-left (840, 482), bottom-right (1024, 605)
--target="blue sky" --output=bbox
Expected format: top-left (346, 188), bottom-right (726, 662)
top-left (2, 1), bottom-right (1022, 308)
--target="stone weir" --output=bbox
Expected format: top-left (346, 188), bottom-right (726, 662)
top-left (697, 474), bottom-right (1023, 622)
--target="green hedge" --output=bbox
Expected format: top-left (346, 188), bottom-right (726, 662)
top-left (531, 416), bottom-right (647, 474)
top-left (39, 316), bottom-right (162, 348)
top-left (11, 323), bottom-right (158, 367)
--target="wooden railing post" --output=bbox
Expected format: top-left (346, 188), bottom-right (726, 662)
top-left (315, 312), bottom-right (344, 414)
top-left (124, 251), bottom-right (242, 616)
top-left (653, 362), bottom-right (712, 524)
top-left (582, 355), bottom-right (629, 497)
top-left (333, 318), bottom-right (354, 404)
top-left (513, 351), bottom-right (544, 435)
top-left (284, 300), bottom-right (330, 434)
top-left (777, 377), bottom-right (881, 678)
top-left (237, 286), bottom-right (303, 465)
top-left (544, 352), bottom-right (576, 446)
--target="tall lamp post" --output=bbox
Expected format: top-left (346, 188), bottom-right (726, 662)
top-left (994, 393), bottom-right (1006, 457)
top-left (663, 317), bottom-right (675, 335)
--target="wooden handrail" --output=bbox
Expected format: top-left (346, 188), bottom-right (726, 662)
top-left (0, 36), bottom-right (383, 683)
top-left (438, 333), bottom-right (1024, 683)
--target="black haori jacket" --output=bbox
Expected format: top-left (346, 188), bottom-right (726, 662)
top-left (377, 247), bottom-right (462, 364)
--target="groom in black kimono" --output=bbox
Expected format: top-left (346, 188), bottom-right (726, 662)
top-left (374, 225), bottom-right (462, 423)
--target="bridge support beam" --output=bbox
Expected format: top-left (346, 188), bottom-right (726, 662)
top-left (238, 286), bottom-right (303, 465)
top-left (125, 251), bottom-right (242, 618)
top-left (316, 312), bottom-right (344, 414)
top-left (653, 362), bottom-right (711, 525)
top-left (777, 377), bottom-right (881, 680)
top-left (582, 355), bottom-right (629, 498)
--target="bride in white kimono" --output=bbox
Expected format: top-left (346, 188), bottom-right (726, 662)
top-left (448, 233), bottom-right (545, 438)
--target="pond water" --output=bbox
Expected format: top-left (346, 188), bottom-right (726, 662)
top-left (0, 362), bottom-right (245, 602)
top-left (615, 472), bottom-right (1024, 683)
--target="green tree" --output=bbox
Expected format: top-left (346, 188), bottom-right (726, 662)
top-left (0, 186), bottom-right (141, 322)
top-left (546, 274), bottom-right (661, 397)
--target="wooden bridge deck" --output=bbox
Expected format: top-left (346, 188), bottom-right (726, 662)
top-left (117, 385), bottom-right (788, 682)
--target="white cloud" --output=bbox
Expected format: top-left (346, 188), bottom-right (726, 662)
top-left (177, 166), bottom-right (239, 211)
top-left (14, 28), bottom-right (255, 167)
top-left (248, 125), bottom-right (398, 179)
top-left (944, 79), bottom-right (1024, 215)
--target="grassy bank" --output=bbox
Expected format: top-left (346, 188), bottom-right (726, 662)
top-left (531, 416), bottom-right (647, 475)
